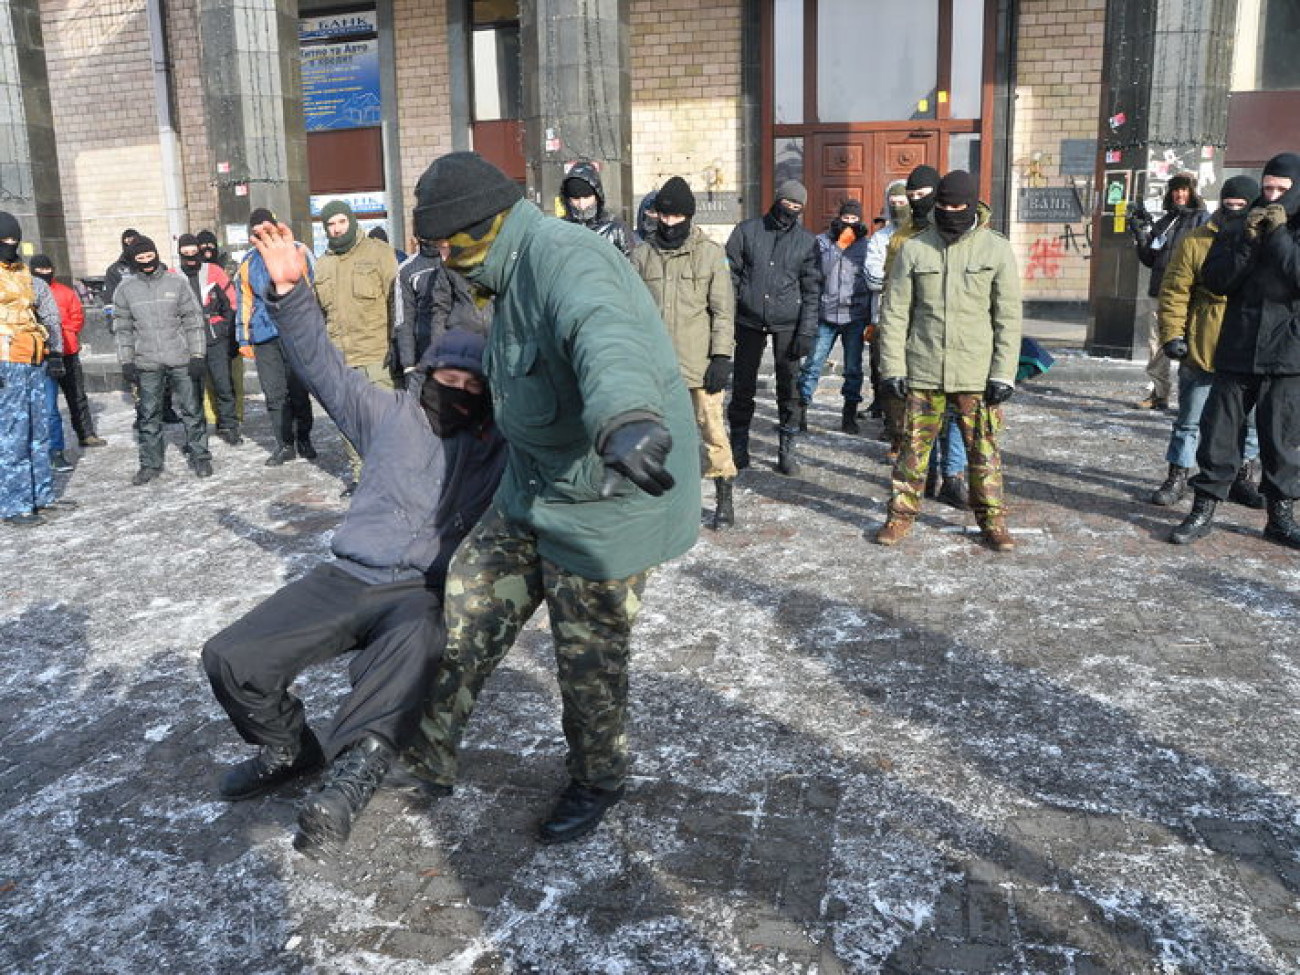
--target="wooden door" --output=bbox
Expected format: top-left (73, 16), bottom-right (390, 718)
top-left (807, 129), bottom-right (941, 228)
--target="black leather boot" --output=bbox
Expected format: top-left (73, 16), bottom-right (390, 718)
top-left (294, 733), bottom-right (395, 859)
top-left (538, 780), bottom-right (625, 845)
top-left (264, 443), bottom-right (296, 467)
top-left (937, 474), bottom-right (970, 509)
top-left (219, 727), bottom-right (326, 801)
top-left (729, 427), bottom-right (750, 470)
top-left (711, 478), bottom-right (735, 530)
top-left (841, 402), bottom-right (860, 434)
top-left (776, 427), bottom-right (799, 476)
top-left (1228, 459), bottom-right (1265, 509)
top-left (1264, 498), bottom-right (1300, 549)
top-left (1150, 464), bottom-right (1190, 506)
top-left (1169, 493), bottom-right (1217, 545)
top-left (797, 402), bottom-right (809, 433)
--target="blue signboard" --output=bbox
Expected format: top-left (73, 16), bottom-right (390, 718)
top-left (301, 39), bottom-right (381, 131)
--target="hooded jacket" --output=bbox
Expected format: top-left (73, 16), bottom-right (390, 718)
top-left (269, 280), bottom-right (506, 588)
top-left (1156, 216), bottom-right (1231, 373)
top-left (725, 209), bottom-right (821, 337)
top-left (111, 266), bottom-right (204, 369)
top-left (1133, 183), bottom-right (1211, 297)
top-left (631, 224), bottom-right (735, 387)
top-left (465, 199), bottom-right (700, 580)
top-left (236, 244), bottom-right (314, 346)
top-left (561, 160), bottom-right (634, 257)
top-left (865, 181), bottom-right (908, 295)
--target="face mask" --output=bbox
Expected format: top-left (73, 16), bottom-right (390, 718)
top-left (444, 211), bottom-right (507, 278)
top-left (642, 213), bottom-right (660, 236)
top-left (655, 220), bottom-right (690, 250)
top-left (32, 268), bottom-right (55, 284)
top-left (199, 246), bottom-right (217, 262)
top-left (135, 258), bottom-right (160, 275)
top-left (0, 242), bottom-right (19, 264)
top-left (1218, 204), bottom-right (1248, 227)
top-left (889, 202), bottom-right (910, 225)
top-left (418, 239), bottom-right (442, 259)
top-left (326, 219), bottom-right (358, 254)
top-left (180, 254), bottom-right (202, 275)
top-left (420, 376), bottom-right (490, 437)
top-left (909, 194), bottom-right (936, 225)
top-left (771, 202), bottom-right (798, 229)
top-left (569, 201), bottom-right (598, 223)
top-left (934, 207), bottom-right (977, 244)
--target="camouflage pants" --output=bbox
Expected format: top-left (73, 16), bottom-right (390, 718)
top-left (890, 390), bottom-right (1005, 520)
top-left (406, 507), bottom-right (649, 792)
top-left (0, 361), bottom-right (54, 518)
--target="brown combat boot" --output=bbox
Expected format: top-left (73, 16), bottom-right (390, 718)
top-left (875, 514), bottom-right (914, 546)
top-left (981, 516), bottom-right (1015, 552)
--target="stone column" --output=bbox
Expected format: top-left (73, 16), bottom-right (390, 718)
top-left (519, 0), bottom-right (632, 223)
top-left (1087, 0), bottom-right (1237, 358)
top-left (196, 0), bottom-right (311, 250)
top-left (0, 0), bottom-right (69, 268)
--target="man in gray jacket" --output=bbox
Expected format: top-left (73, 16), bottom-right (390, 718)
top-left (202, 219), bottom-right (507, 860)
top-left (112, 236), bottom-right (211, 482)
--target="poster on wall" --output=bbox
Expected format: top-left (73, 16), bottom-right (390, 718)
top-left (301, 40), bottom-right (381, 131)
top-left (1102, 170), bottom-right (1131, 214)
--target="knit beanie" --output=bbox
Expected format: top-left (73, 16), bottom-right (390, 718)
top-left (30, 253), bottom-right (53, 271)
top-left (936, 170), bottom-right (979, 209)
top-left (0, 211), bottom-right (21, 241)
top-left (177, 233), bottom-right (200, 250)
top-left (775, 180), bottom-right (807, 206)
top-left (1221, 176), bottom-right (1259, 204)
top-left (655, 177), bottom-right (696, 217)
top-left (413, 152), bottom-right (524, 241)
top-left (906, 165), bottom-right (941, 194)
top-left (248, 208), bottom-right (275, 230)
top-left (127, 236), bottom-right (158, 259)
top-left (195, 229), bottom-right (219, 247)
top-left (838, 199), bottom-right (864, 219)
top-left (424, 327), bottom-right (487, 377)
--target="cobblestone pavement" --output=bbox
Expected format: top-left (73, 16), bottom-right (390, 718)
top-left (2, 352), bottom-right (1299, 975)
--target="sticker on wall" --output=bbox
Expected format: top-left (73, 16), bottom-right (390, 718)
top-left (1103, 170), bottom-right (1131, 215)
top-left (1105, 149), bottom-right (1122, 164)
top-left (234, 184), bottom-right (248, 198)
top-left (1108, 111), bottom-right (1127, 130)
top-left (217, 161), bottom-right (231, 175)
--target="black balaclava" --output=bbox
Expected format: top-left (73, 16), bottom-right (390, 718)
top-left (30, 253), bottom-right (55, 284)
top-left (906, 165), bottom-right (941, 227)
top-left (1217, 176), bottom-right (1261, 228)
top-left (196, 229), bottom-right (220, 263)
top-left (128, 236), bottom-right (161, 275)
top-left (118, 227), bottom-right (140, 263)
top-left (418, 329), bottom-right (491, 437)
top-left (653, 176), bottom-right (695, 250)
top-left (563, 176), bottom-right (600, 223)
top-left (417, 238), bottom-right (443, 260)
top-left (0, 211), bottom-right (21, 264)
top-left (1261, 152), bottom-right (1300, 219)
top-left (933, 170), bottom-right (980, 244)
top-left (637, 192), bottom-right (660, 239)
top-left (830, 199), bottom-right (867, 241)
top-left (177, 233), bottom-right (203, 276)
top-left (769, 179), bottom-right (807, 230)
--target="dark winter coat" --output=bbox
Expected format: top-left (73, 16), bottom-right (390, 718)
top-left (725, 212), bottom-right (821, 338)
top-left (269, 279), bottom-right (507, 588)
top-left (815, 229), bottom-right (871, 324)
top-left (1201, 217), bottom-right (1300, 376)
top-left (393, 249), bottom-right (488, 373)
top-left (1133, 192), bottom-right (1211, 297)
top-left (561, 160), bottom-right (634, 257)
top-left (111, 267), bottom-right (205, 369)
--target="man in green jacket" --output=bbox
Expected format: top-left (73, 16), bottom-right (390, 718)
top-left (631, 176), bottom-right (737, 529)
top-left (401, 152), bottom-right (701, 844)
top-left (876, 170), bottom-right (1022, 551)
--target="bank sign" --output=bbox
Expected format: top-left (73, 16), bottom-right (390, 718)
top-left (299, 11), bottom-right (378, 42)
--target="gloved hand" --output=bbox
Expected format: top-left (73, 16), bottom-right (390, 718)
top-left (121, 361), bottom-right (140, 387)
top-left (702, 355), bottom-right (732, 394)
top-left (598, 417), bottom-right (675, 498)
top-left (45, 354), bottom-right (66, 380)
top-left (1245, 206), bottom-right (1271, 240)
top-left (1259, 203), bottom-right (1289, 237)
top-left (1162, 337), bottom-right (1190, 360)
top-left (984, 380), bottom-right (1015, 406)
top-left (787, 332), bottom-right (814, 360)
top-left (187, 357), bottom-right (206, 382)
top-left (881, 376), bottom-right (910, 400)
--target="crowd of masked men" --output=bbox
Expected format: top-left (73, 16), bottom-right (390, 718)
top-left (1, 148), bottom-right (1297, 858)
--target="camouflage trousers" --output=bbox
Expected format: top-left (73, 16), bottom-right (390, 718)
top-left (0, 361), bottom-right (54, 519)
top-left (890, 389), bottom-right (1005, 520)
top-left (406, 507), bottom-right (649, 793)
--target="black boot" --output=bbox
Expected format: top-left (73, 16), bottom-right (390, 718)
top-left (1228, 459), bottom-right (1266, 509)
top-left (841, 402), bottom-right (860, 434)
top-left (710, 478), bottom-right (735, 530)
top-left (219, 727), bottom-right (326, 801)
top-left (537, 780), bottom-right (625, 845)
top-left (1169, 493), bottom-right (1217, 545)
top-left (265, 443), bottom-right (296, 467)
top-left (776, 427), bottom-right (799, 476)
top-left (296, 436), bottom-right (318, 461)
top-left (1264, 498), bottom-right (1300, 549)
top-left (937, 474), bottom-right (970, 509)
top-left (797, 402), bottom-right (808, 433)
top-left (1150, 464), bottom-right (1191, 506)
top-left (294, 733), bottom-right (395, 859)
top-left (729, 427), bottom-right (750, 470)
top-left (924, 464), bottom-right (940, 499)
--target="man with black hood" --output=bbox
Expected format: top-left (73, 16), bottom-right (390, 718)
top-left (1171, 153), bottom-right (1300, 549)
top-left (195, 230), bottom-right (237, 277)
top-left (1131, 172), bottom-right (1210, 410)
top-left (103, 227), bottom-right (140, 315)
top-left (876, 170), bottom-right (1022, 552)
top-left (560, 159), bottom-right (634, 257)
top-left (177, 234), bottom-right (241, 445)
top-left (204, 219), bottom-right (507, 860)
top-left (112, 236), bottom-right (212, 482)
top-left (31, 252), bottom-right (103, 453)
top-left (725, 180), bottom-right (821, 475)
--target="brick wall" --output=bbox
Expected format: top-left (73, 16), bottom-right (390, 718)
top-left (392, 0), bottom-right (453, 226)
top-left (164, 0), bottom-right (218, 234)
top-left (629, 0), bottom-right (743, 236)
top-left (1010, 0), bottom-right (1106, 303)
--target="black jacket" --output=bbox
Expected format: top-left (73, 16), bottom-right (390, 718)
top-left (1202, 217), bottom-right (1300, 376)
top-left (725, 212), bottom-right (822, 336)
top-left (1133, 197), bottom-right (1210, 297)
top-left (561, 159), bottom-right (634, 257)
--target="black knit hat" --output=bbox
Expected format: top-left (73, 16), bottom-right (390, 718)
top-left (838, 199), bottom-right (864, 219)
top-left (936, 170), bottom-right (978, 209)
top-left (30, 253), bottom-right (53, 271)
top-left (655, 177), bottom-right (696, 217)
top-left (121, 227), bottom-right (139, 245)
top-left (424, 328), bottom-right (487, 377)
top-left (177, 233), bottom-right (200, 250)
top-left (248, 208), bottom-right (275, 230)
top-left (413, 152), bottom-right (524, 241)
top-left (906, 165), bottom-right (941, 193)
top-left (1221, 176), bottom-right (1259, 203)
top-left (195, 229), bottom-right (219, 247)
top-left (127, 236), bottom-right (158, 259)
top-left (0, 211), bottom-right (21, 241)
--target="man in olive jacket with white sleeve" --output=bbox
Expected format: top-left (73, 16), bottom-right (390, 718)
top-left (876, 170), bottom-right (1022, 551)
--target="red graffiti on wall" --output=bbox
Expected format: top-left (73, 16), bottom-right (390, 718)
top-left (1025, 237), bottom-right (1065, 279)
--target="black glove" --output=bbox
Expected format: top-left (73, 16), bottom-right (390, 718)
top-left (598, 417), bottom-right (675, 498)
top-left (702, 355), bottom-right (732, 394)
top-left (187, 357), bottom-right (207, 382)
top-left (121, 361), bottom-right (140, 387)
top-left (1162, 337), bottom-right (1190, 360)
top-left (45, 354), bottom-right (66, 380)
top-left (882, 376), bottom-right (910, 400)
top-left (788, 332), bottom-right (814, 360)
top-left (984, 380), bottom-right (1015, 406)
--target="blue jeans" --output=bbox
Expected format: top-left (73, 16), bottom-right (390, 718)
top-left (44, 370), bottom-right (65, 452)
top-left (798, 320), bottom-right (866, 404)
top-left (930, 411), bottom-right (967, 476)
top-left (1167, 362), bottom-right (1258, 469)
